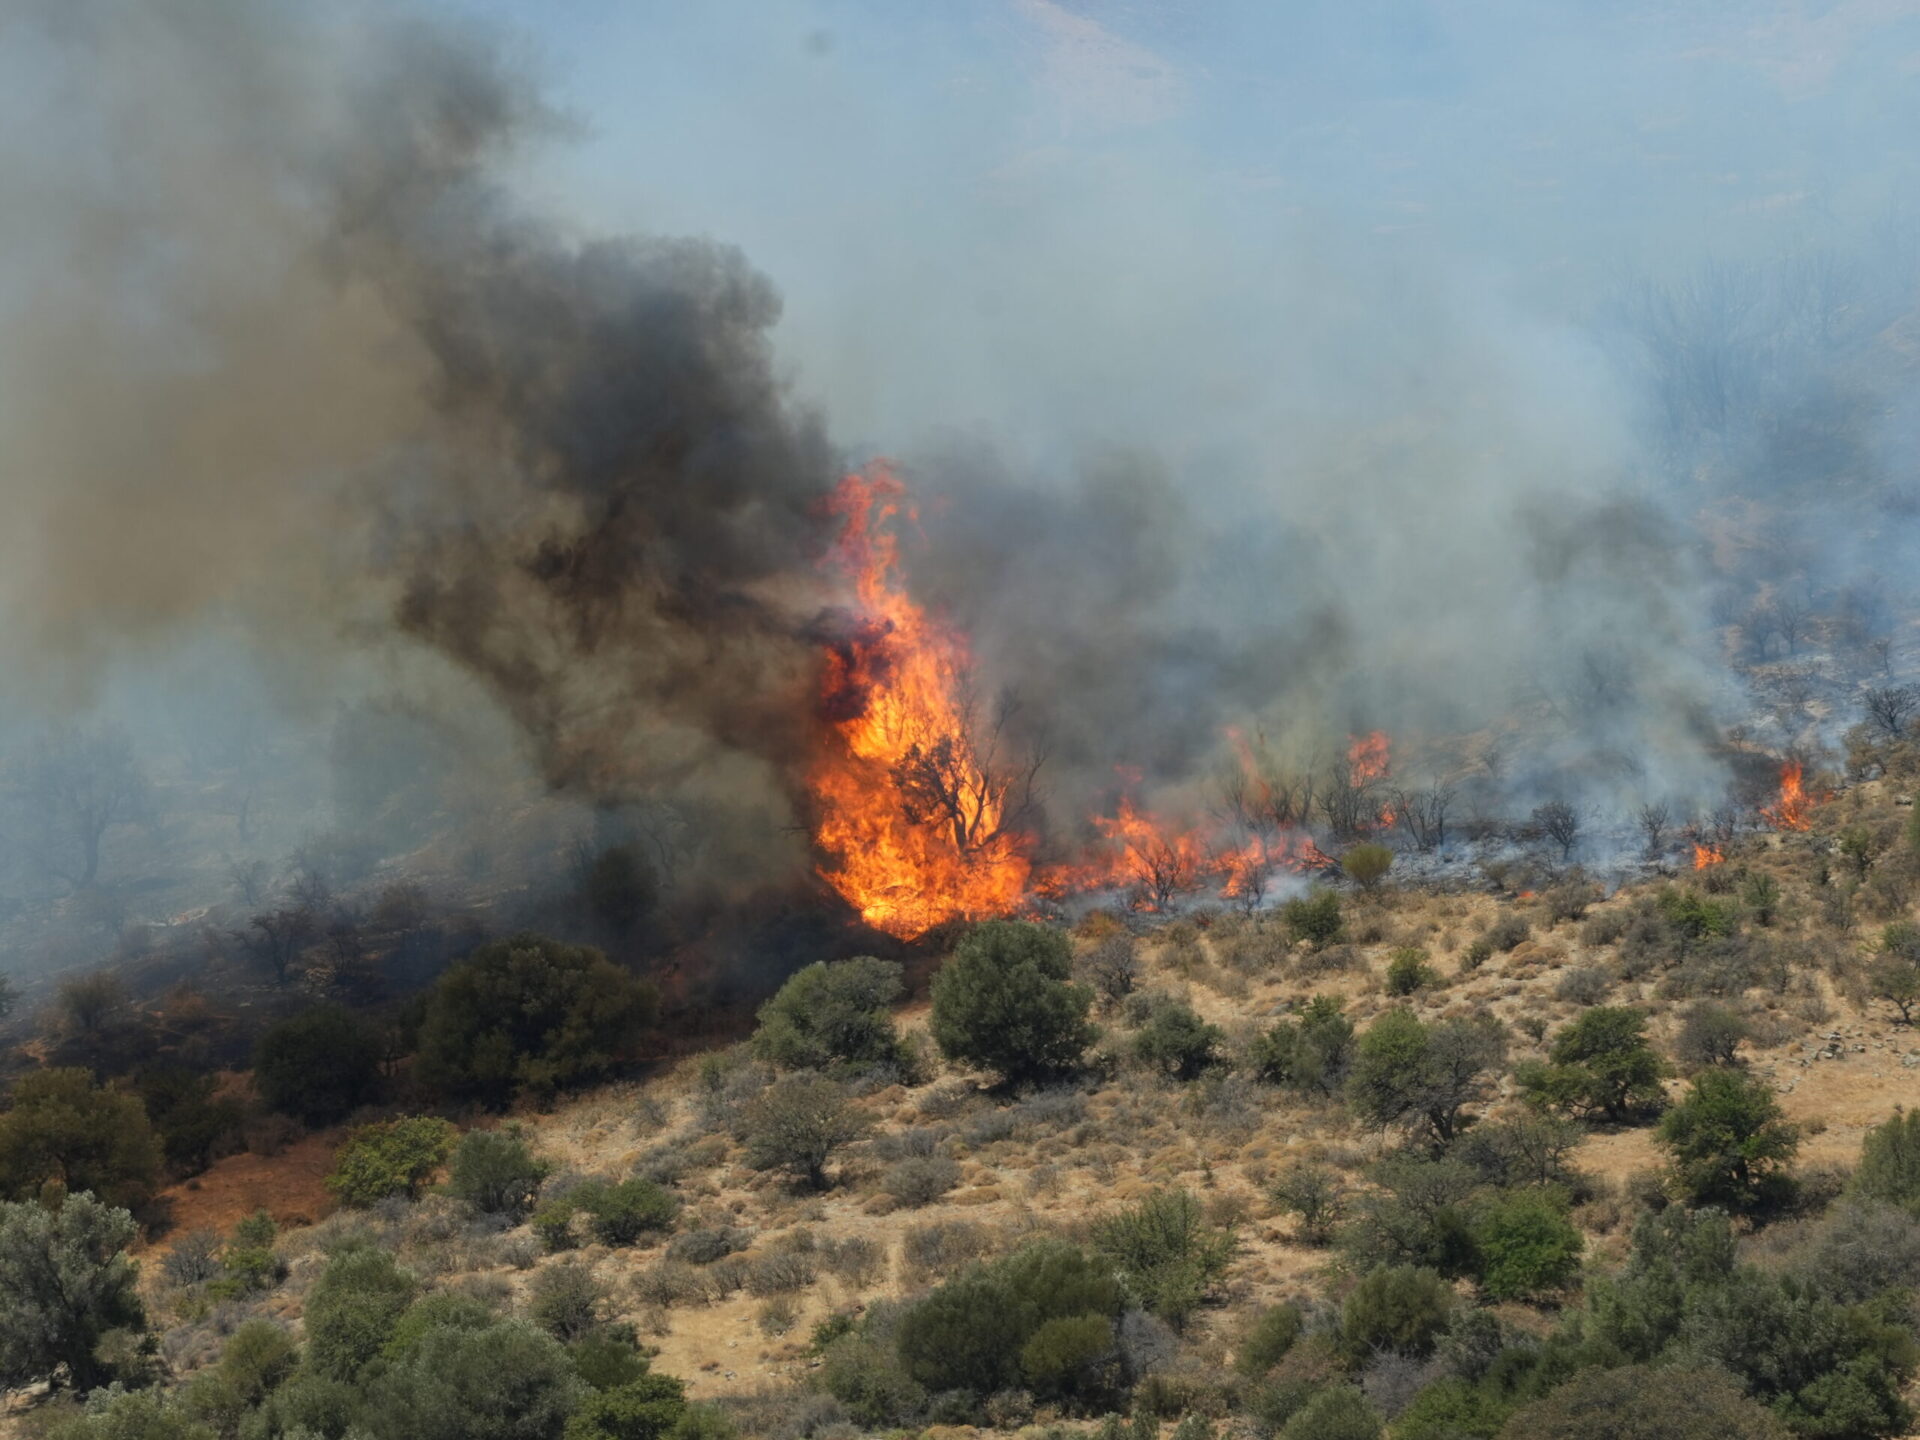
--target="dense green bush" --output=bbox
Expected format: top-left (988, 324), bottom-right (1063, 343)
top-left (369, 1315), bottom-right (587, 1440)
top-left (45, 1387), bottom-right (214, 1440)
top-left (1091, 1188), bottom-right (1236, 1327)
top-left (740, 1075), bottom-right (867, 1189)
top-left (252, 1005), bottom-right (383, 1126)
top-left (1384, 948), bottom-right (1438, 995)
top-left (1341, 844), bottom-right (1394, 890)
top-left (445, 1126), bottom-right (550, 1219)
top-left (1854, 1109), bottom-right (1920, 1212)
top-left (415, 933), bottom-right (658, 1107)
top-left (1130, 1002), bottom-right (1226, 1080)
top-left (1019, 1313), bottom-right (1115, 1399)
top-left (752, 957), bottom-right (907, 1073)
top-left (326, 1116), bottom-right (457, 1207)
top-left (1656, 1068), bottom-right (1798, 1212)
top-left (1348, 1010), bottom-right (1507, 1145)
top-left (0, 1067), bottom-right (163, 1210)
top-left (1339, 1264), bottom-right (1454, 1360)
top-left (1248, 997), bottom-right (1353, 1096)
top-left (1236, 1303), bottom-right (1304, 1377)
top-left (1474, 1189), bottom-right (1582, 1300)
top-left (1675, 1001), bottom-right (1751, 1069)
top-left (929, 921), bottom-right (1095, 1086)
top-left (1515, 1008), bottom-right (1667, 1122)
top-left (0, 1193), bottom-right (144, 1393)
top-left (136, 1066), bottom-right (244, 1174)
top-left (1494, 1365), bottom-right (1791, 1439)
top-left (529, 1259), bottom-right (607, 1342)
top-left (1282, 890), bottom-right (1345, 950)
top-left (302, 1245), bottom-right (417, 1379)
top-left (820, 1334), bottom-right (927, 1427)
top-left (1279, 1385), bottom-right (1382, 1440)
top-left (574, 1179), bottom-right (678, 1245)
top-left (563, 1373), bottom-right (688, 1440)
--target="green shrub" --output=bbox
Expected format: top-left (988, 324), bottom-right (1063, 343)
top-left (882, 1155), bottom-right (961, 1208)
top-left (574, 1179), bottom-right (678, 1245)
top-left (1338, 1264), bottom-right (1453, 1360)
top-left (370, 1315), bottom-right (588, 1440)
top-left (252, 1005), bottom-right (383, 1126)
top-left (1248, 997), bottom-right (1353, 1096)
top-left (1283, 890), bottom-right (1345, 950)
top-left (445, 1126), bottom-right (550, 1219)
top-left (0, 1193), bottom-right (144, 1393)
top-left (533, 1200), bottom-right (579, 1253)
top-left (1279, 1385), bottom-right (1382, 1440)
top-left (1342, 844), bottom-right (1394, 890)
top-left (135, 1066), bottom-right (244, 1175)
top-left (1656, 1068), bottom-right (1799, 1213)
top-left (1090, 1188), bottom-right (1235, 1327)
top-left (563, 1373), bottom-right (690, 1440)
top-left (740, 1076), bottom-right (868, 1190)
top-left (1482, 914), bottom-right (1532, 953)
top-left (212, 1322), bottom-right (296, 1406)
top-left (1474, 1189), bottom-right (1582, 1300)
top-left (1384, 948), bottom-right (1438, 996)
top-left (820, 1334), bottom-right (926, 1427)
top-left (529, 1259), bottom-right (607, 1342)
top-left (1019, 1313), bottom-right (1113, 1397)
top-left (1855, 1109), bottom-right (1920, 1213)
top-left (383, 1292), bottom-right (495, 1362)
top-left (1269, 1164), bottom-right (1347, 1246)
top-left (1347, 1010), bottom-right (1507, 1145)
top-left (1675, 1002), bottom-right (1751, 1069)
top-left (1237, 1302), bottom-right (1304, 1377)
top-left (415, 933), bottom-right (658, 1107)
top-left (929, 921), bottom-right (1096, 1086)
top-left (44, 1387), bottom-right (214, 1440)
top-left (568, 1326), bottom-right (653, 1392)
top-left (0, 1068), bottom-right (163, 1211)
top-left (1514, 1008), bottom-right (1667, 1122)
top-left (303, 1245), bottom-right (416, 1379)
top-left (326, 1116), bottom-right (457, 1207)
top-left (1130, 1002), bottom-right (1226, 1080)
top-left (1494, 1364), bottom-right (1790, 1439)
top-left (752, 957), bottom-right (907, 1073)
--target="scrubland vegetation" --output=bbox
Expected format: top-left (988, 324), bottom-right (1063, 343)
top-left (19, 716), bottom-right (1920, 1439)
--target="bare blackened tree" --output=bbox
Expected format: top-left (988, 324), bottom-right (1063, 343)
top-left (239, 906), bottom-right (316, 986)
top-left (1532, 801), bottom-right (1582, 861)
top-left (7, 727), bottom-right (152, 890)
top-left (1393, 785), bottom-right (1454, 852)
top-left (1124, 831), bottom-right (1202, 913)
top-left (1775, 595), bottom-right (1811, 656)
top-left (1318, 759), bottom-right (1379, 842)
top-left (1637, 801), bottom-right (1672, 859)
top-left (1864, 684), bottom-right (1920, 740)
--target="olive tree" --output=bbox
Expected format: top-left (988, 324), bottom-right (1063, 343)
top-left (0, 1192), bottom-right (144, 1392)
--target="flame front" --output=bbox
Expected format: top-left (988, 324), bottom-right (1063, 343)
top-left (1763, 761), bottom-right (1812, 831)
top-left (808, 466), bottom-right (1031, 937)
top-left (1692, 842), bottom-right (1725, 869)
top-left (1348, 730), bottom-right (1391, 785)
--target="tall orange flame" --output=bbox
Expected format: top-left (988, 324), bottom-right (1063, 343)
top-left (1763, 761), bottom-right (1812, 831)
top-left (1692, 842), bottom-right (1725, 869)
top-left (1348, 730), bottom-right (1391, 785)
top-left (808, 466), bottom-right (1030, 937)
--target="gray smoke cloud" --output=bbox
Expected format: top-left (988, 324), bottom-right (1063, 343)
top-left (3, 0), bottom-right (1918, 906)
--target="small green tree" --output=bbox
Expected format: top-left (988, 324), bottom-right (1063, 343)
top-left (752, 957), bottom-right (906, 1072)
top-left (1236, 1302), bottom-right (1304, 1377)
top-left (415, 933), bottom-right (658, 1107)
top-left (1282, 889), bottom-right (1344, 950)
top-left (1339, 1264), bottom-right (1454, 1359)
top-left (573, 1179), bottom-right (678, 1245)
top-left (0, 1067), bottom-right (163, 1210)
top-left (1854, 1108), bottom-right (1920, 1213)
top-left (1342, 843), bottom-right (1394, 890)
top-left (445, 1126), bottom-right (550, 1219)
top-left (1279, 1386), bottom-right (1381, 1440)
top-left (1091, 1188), bottom-right (1235, 1327)
top-left (1515, 1007), bottom-right (1667, 1122)
top-left (1870, 923), bottom-right (1920, 1023)
top-left (1248, 996), bottom-right (1353, 1096)
top-left (0, 1192), bottom-right (144, 1392)
top-left (1131, 1002), bottom-right (1226, 1080)
top-left (1675, 1002), bottom-right (1750, 1070)
top-left (528, 1258), bottom-right (607, 1342)
top-left (1495, 1364), bottom-right (1791, 1440)
top-left (1656, 1068), bottom-right (1799, 1212)
top-left (371, 1315), bottom-right (588, 1440)
top-left (1348, 1011), bottom-right (1507, 1145)
top-left (42, 1387), bottom-right (213, 1440)
top-left (1474, 1189), bottom-right (1582, 1300)
top-left (1269, 1163), bottom-right (1347, 1245)
top-left (303, 1245), bottom-right (417, 1379)
top-left (1384, 948), bottom-right (1438, 996)
top-left (740, 1075), bottom-right (867, 1189)
top-left (564, 1373), bottom-right (688, 1440)
top-left (929, 921), bottom-right (1095, 1086)
top-left (253, 1005), bottom-right (383, 1125)
top-left (326, 1117), bottom-right (457, 1207)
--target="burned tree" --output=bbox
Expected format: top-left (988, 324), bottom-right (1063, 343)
top-left (1532, 801), bottom-right (1581, 862)
top-left (1393, 785), bottom-right (1454, 852)
top-left (888, 691), bottom-right (1044, 863)
top-left (239, 907), bottom-right (317, 987)
top-left (6, 728), bottom-right (151, 890)
top-left (1637, 800), bottom-right (1672, 858)
top-left (1864, 685), bottom-right (1920, 741)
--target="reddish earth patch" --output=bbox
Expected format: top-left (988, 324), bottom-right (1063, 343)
top-left (143, 1131), bottom-right (341, 1250)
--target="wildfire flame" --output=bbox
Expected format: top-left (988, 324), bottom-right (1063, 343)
top-left (1692, 842), bottom-right (1725, 869)
top-left (1763, 761), bottom-right (1812, 832)
top-left (808, 467), bottom-right (1371, 932)
top-left (809, 466), bottom-right (1030, 937)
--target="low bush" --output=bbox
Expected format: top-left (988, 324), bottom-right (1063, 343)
top-left (326, 1117), bottom-right (457, 1208)
top-left (445, 1127), bottom-right (550, 1220)
top-left (882, 1155), bottom-right (962, 1208)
